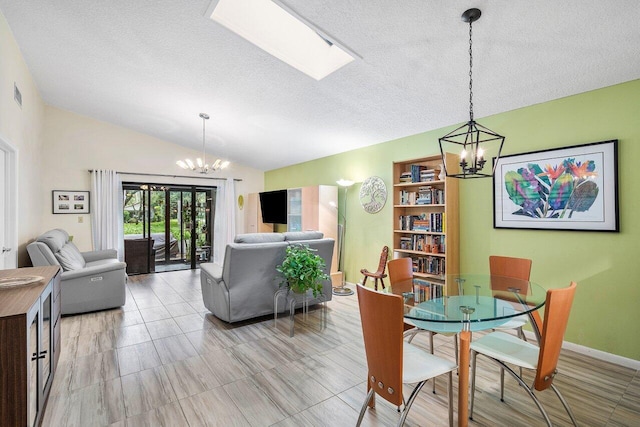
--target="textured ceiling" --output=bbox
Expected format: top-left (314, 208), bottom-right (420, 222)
top-left (1, 1), bottom-right (639, 171)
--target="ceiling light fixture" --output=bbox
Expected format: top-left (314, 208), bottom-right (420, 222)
top-left (206, 0), bottom-right (356, 80)
top-left (439, 8), bottom-right (505, 179)
top-left (177, 113), bottom-right (230, 174)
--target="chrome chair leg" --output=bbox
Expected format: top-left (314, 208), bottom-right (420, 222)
top-left (447, 371), bottom-right (453, 427)
top-left (488, 359), bottom-right (553, 427)
top-left (403, 328), bottom-right (419, 343)
top-left (356, 388), bottom-right (375, 427)
top-left (551, 384), bottom-right (579, 426)
top-left (397, 380), bottom-right (428, 427)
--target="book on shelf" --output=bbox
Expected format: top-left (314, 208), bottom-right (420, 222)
top-left (399, 214), bottom-right (433, 231)
top-left (412, 278), bottom-right (444, 303)
top-left (412, 219), bottom-right (430, 231)
top-left (420, 169), bottom-right (436, 182)
top-left (400, 236), bottom-right (412, 250)
top-left (399, 171), bottom-right (413, 182)
top-left (412, 255), bottom-right (446, 276)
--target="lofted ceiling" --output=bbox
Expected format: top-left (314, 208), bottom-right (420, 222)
top-left (1, 1), bottom-right (639, 171)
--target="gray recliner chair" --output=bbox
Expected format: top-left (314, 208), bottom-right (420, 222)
top-left (27, 229), bottom-right (127, 315)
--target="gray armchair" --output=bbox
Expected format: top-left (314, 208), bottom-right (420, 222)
top-left (27, 229), bottom-right (126, 314)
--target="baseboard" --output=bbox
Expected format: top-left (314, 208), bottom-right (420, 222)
top-left (522, 330), bottom-right (640, 370)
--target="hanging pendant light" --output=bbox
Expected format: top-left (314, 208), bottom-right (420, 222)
top-left (439, 8), bottom-right (505, 179)
top-left (176, 113), bottom-right (230, 173)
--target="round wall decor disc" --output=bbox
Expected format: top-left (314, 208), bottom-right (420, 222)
top-left (359, 176), bottom-right (387, 214)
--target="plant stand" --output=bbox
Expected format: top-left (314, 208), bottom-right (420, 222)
top-left (274, 288), bottom-right (326, 337)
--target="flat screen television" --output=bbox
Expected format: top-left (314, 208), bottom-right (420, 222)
top-left (259, 190), bottom-right (287, 224)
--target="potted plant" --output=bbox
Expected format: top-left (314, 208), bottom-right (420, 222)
top-left (276, 244), bottom-right (330, 298)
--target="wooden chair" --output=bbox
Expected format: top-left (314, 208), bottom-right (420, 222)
top-left (469, 282), bottom-right (578, 426)
top-left (388, 257), bottom-right (459, 393)
top-left (489, 255), bottom-right (535, 340)
top-left (361, 246), bottom-right (389, 290)
top-left (356, 284), bottom-right (456, 426)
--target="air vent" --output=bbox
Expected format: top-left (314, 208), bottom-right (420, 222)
top-left (14, 83), bottom-right (22, 108)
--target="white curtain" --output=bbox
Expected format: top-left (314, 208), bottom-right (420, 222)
top-left (91, 170), bottom-right (124, 261)
top-left (213, 178), bottom-right (236, 265)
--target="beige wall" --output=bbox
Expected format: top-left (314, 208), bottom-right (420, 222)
top-left (0, 12), bottom-right (46, 266)
top-left (40, 106), bottom-right (265, 252)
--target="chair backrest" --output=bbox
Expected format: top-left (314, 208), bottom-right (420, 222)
top-left (489, 255), bottom-right (532, 281)
top-left (534, 282), bottom-right (577, 391)
top-left (356, 284), bottom-right (404, 407)
top-left (489, 255), bottom-right (541, 331)
top-left (373, 246), bottom-right (389, 275)
top-left (387, 258), bottom-right (413, 294)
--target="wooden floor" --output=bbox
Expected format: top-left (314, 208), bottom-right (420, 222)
top-left (43, 270), bottom-right (639, 426)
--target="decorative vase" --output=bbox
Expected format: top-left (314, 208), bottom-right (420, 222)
top-left (438, 164), bottom-right (446, 181)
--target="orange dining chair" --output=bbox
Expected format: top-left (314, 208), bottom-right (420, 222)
top-left (469, 282), bottom-right (578, 426)
top-left (361, 246), bottom-right (389, 290)
top-left (387, 257), bottom-right (422, 334)
top-left (356, 284), bottom-right (456, 427)
top-left (388, 257), bottom-right (459, 393)
top-left (489, 255), bottom-right (534, 340)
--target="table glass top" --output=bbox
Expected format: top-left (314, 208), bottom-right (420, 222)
top-left (388, 274), bottom-right (546, 330)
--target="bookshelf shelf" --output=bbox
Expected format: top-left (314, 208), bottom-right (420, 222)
top-left (392, 154), bottom-right (459, 296)
top-left (393, 229), bottom-right (445, 236)
top-left (414, 272), bottom-right (446, 281)
top-left (393, 204), bottom-right (446, 208)
top-left (394, 248), bottom-right (446, 258)
top-left (394, 180), bottom-right (445, 187)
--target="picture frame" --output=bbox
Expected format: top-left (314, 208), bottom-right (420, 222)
top-left (52, 190), bottom-right (90, 214)
top-left (493, 140), bottom-right (618, 232)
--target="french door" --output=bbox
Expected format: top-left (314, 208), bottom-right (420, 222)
top-left (123, 183), bottom-right (216, 272)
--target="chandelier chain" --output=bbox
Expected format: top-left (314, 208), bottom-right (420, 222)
top-left (469, 20), bottom-right (474, 122)
top-left (202, 115), bottom-right (207, 164)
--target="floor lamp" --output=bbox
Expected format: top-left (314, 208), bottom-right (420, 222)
top-left (333, 179), bottom-right (354, 296)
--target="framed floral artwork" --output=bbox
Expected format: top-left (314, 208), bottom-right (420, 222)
top-left (493, 140), bottom-right (618, 231)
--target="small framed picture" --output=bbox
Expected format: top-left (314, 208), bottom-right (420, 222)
top-left (52, 190), bottom-right (90, 214)
top-left (493, 140), bottom-right (618, 232)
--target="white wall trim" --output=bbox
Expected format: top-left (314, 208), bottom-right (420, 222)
top-left (521, 330), bottom-right (639, 370)
top-left (0, 132), bottom-right (18, 269)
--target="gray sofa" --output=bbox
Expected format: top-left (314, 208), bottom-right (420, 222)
top-left (200, 231), bottom-right (334, 323)
top-left (27, 229), bottom-right (127, 314)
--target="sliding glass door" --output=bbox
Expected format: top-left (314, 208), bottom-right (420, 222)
top-left (123, 183), bottom-right (216, 273)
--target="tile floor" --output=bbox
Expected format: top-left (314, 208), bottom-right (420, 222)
top-left (42, 270), bottom-right (639, 426)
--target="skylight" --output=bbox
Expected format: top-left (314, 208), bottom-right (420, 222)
top-left (206, 0), bottom-right (356, 80)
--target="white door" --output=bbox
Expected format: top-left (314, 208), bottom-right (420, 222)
top-left (0, 135), bottom-right (18, 269)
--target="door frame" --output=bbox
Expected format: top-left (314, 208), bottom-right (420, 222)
top-left (0, 132), bottom-right (18, 269)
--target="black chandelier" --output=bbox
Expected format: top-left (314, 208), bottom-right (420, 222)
top-left (439, 8), bottom-right (505, 179)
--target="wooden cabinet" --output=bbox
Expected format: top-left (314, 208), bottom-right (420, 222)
top-left (392, 153), bottom-right (459, 297)
top-left (0, 266), bottom-right (61, 427)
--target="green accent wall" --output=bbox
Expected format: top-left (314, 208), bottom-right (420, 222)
top-left (266, 79), bottom-right (640, 360)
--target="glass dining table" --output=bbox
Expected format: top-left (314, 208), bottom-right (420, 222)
top-left (388, 274), bottom-right (547, 427)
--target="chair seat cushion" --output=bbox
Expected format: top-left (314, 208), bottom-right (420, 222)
top-left (470, 331), bottom-right (538, 369)
top-left (493, 315), bottom-right (528, 330)
top-left (403, 342), bottom-right (457, 384)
